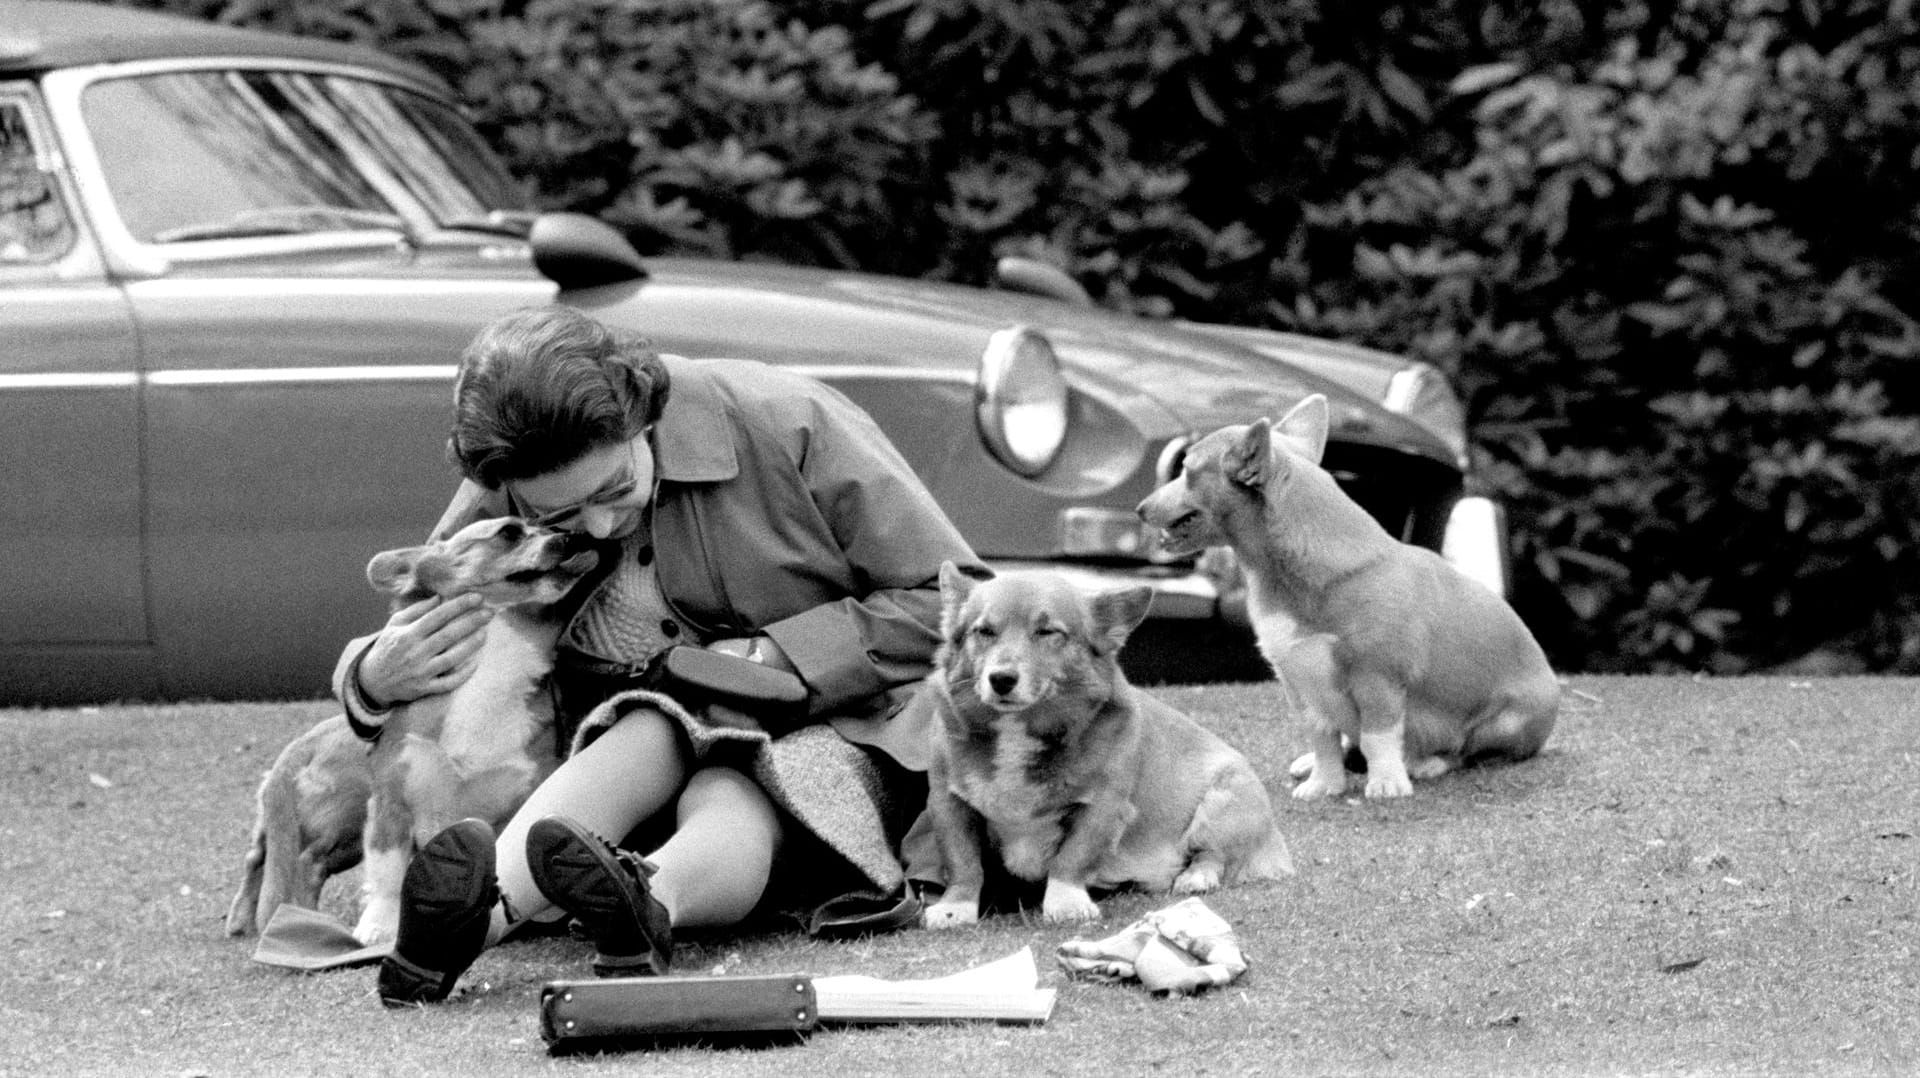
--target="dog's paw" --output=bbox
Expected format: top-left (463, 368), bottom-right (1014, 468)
top-left (1171, 862), bottom-right (1224, 894)
top-left (922, 900), bottom-right (980, 930)
top-left (1286, 751), bottom-right (1315, 780)
top-left (1041, 879), bottom-right (1101, 923)
top-left (352, 903), bottom-right (400, 948)
top-left (1363, 771), bottom-right (1414, 799)
top-left (1291, 772), bottom-right (1347, 800)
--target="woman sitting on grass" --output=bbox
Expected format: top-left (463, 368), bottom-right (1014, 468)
top-left (334, 305), bottom-right (984, 1005)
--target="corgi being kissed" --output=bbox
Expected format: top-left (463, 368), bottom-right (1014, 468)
top-left (225, 517), bottom-right (598, 943)
top-left (1137, 395), bottom-right (1559, 800)
top-left (920, 564), bottom-right (1293, 928)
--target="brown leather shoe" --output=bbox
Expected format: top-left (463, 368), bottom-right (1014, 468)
top-left (526, 815), bottom-right (672, 977)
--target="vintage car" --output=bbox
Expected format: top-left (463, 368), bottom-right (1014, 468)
top-left (0, 2), bottom-right (1503, 704)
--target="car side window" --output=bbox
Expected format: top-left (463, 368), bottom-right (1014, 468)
top-left (0, 95), bottom-right (77, 265)
top-left (324, 77), bottom-right (530, 224)
top-left (81, 71), bottom-right (399, 244)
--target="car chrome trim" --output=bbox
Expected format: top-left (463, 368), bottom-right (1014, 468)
top-left (1154, 434), bottom-right (1192, 483)
top-left (786, 364), bottom-right (966, 384)
top-left (1058, 507), bottom-right (1180, 562)
top-left (1382, 364), bottom-right (1425, 413)
top-left (0, 367), bottom-right (456, 390)
top-left (40, 54), bottom-right (442, 103)
top-left (0, 373), bottom-right (140, 390)
top-left (150, 230), bottom-right (413, 264)
top-left (1384, 362), bottom-right (1470, 469)
top-left (146, 365), bottom-right (458, 386)
top-left (985, 558), bottom-right (1221, 620)
top-left (125, 277), bottom-right (551, 300)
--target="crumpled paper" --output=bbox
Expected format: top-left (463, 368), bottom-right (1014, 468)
top-left (1055, 896), bottom-right (1248, 995)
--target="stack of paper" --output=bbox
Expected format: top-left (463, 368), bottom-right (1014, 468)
top-left (812, 947), bottom-right (1057, 1024)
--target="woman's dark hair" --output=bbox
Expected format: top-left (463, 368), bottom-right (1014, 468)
top-left (449, 306), bottom-right (670, 488)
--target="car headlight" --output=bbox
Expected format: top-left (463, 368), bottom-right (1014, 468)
top-left (976, 325), bottom-right (1069, 477)
top-left (1384, 362), bottom-right (1469, 468)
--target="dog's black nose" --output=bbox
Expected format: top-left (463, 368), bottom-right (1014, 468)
top-left (987, 671), bottom-right (1018, 697)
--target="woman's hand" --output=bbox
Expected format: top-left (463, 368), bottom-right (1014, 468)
top-left (356, 593), bottom-right (494, 707)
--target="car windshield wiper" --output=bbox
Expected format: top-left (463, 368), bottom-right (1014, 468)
top-left (151, 206), bottom-right (409, 244)
top-left (436, 210), bottom-right (537, 237)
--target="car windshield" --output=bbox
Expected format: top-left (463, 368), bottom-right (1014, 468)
top-left (81, 69), bottom-right (531, 245)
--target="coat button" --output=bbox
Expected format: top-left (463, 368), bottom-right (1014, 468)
top-left (661, 621), bottom-right (679, 638)
top-left (637, 546), bottom-right (654, 566)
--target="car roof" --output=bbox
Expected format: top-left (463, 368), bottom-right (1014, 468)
top-left (0, 1), bottom-right (444, 91)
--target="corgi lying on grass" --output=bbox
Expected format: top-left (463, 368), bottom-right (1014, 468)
top-left (920, 565), bottom-right (1292, 927)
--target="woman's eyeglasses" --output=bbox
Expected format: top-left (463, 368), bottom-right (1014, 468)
top-left (514, 433), bottom-right (648, 528)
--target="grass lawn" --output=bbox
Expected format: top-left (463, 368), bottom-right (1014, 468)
top-left (2, 675), bottom-right (1915, 1077)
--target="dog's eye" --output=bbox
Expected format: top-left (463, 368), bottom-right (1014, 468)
top-left (495, 520), bottom-right (526, 544)
top-left (970, 624), bottom-right (999, 640)
top-left (1033, 626), bottom-right (1063, 639)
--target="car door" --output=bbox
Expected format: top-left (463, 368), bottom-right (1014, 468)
top-left (0, 85), bottom-right (152, 699)
top-left (130, 273), bottom-right (547, 700)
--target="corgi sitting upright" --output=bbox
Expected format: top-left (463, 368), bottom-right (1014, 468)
top-left (225, 517), bottom-right (598, 943)
top-left (920, 564), bottom-right (1293, 928)
top-left (1136, 394), bottom-right (1559, 800)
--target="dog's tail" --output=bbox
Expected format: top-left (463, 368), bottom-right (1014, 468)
top-left (1240, 823), bottom-right (1297, 881)
top-left (1194, 765), bottom-right (1298, 884)
top-left (223, 768), bottom-right (283, 936)
top-left (223, 739), bottom-right (321, 937)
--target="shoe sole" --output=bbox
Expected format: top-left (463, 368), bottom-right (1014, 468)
top-left (378, 819), bottom-right (497, 1006)
top-left (406, 821), bottom-right (497, 919)
top-left (527, 816), bottom-right (670, 976)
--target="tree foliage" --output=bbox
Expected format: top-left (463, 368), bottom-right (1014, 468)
top-left (129, 0), bottom-right (1920, 672)
top-left (1275, 0), bottom-right (1920, 672)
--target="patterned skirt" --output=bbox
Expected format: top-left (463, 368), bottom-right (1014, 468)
top-left (569, 689), bottom-right (921, 913)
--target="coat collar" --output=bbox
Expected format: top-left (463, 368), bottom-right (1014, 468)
top-left (652, 354), bottom-right (738, 483)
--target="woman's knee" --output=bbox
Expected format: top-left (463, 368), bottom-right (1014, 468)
top-left (679, 765), bottom-right (765, 807)
top-left (678, 766), bottom-right (776, 828)
top-left (559, 707), bottom-right (690, 796)
top-left (583, 706), bottom-right (687, 760)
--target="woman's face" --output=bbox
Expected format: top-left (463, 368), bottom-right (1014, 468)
top-left (510, 431), bottom-right (655, 540)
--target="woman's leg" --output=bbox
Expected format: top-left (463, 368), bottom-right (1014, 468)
top-left (486, 708), bottom-right (688, 943)
top-left (645, 765), bottom-right (781, 927)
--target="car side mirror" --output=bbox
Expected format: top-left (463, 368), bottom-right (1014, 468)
top-left (992, 256), bottom-right (1092, 307)
top-left (530, 212), bottom-right (648, 291)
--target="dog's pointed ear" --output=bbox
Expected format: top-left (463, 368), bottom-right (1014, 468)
top-left (1225, 419), bottom-right (1275, 489)
top-left (368, 546), bottom-right (448, 598)
top-left (1090, 585), bottom-right (1154, 652)
top-left (1274, 393), bottom-right (1329, 465)
top-left (366, 547), bottom-right (424, 595)
top-left (938, 561), bottom-right (981, 639)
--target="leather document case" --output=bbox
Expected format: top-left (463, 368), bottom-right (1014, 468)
top-left (539, 974), bottom-right (817, 1052)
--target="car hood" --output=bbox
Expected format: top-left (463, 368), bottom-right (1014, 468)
top-left (593, 257), bottom-right (1454, 462)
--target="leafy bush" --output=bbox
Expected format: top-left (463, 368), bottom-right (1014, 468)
top-left (1278, 1), bottom-right (1920, 672)
top-left (464, 0), bottom-right (942, 268)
